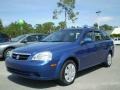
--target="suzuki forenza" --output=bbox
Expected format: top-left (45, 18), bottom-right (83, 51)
top-left (6, 28), bottom-right (114, 85)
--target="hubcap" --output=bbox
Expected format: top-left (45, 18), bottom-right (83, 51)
top-left (6, 50), bottom-right (12, 58)
top-left (107, 54), bottom-right (112, 66)
top-left (64, 63), bottom-right (76, 83)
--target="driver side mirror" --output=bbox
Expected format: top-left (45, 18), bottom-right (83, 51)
top-left (81, 38), bottom-right (93, 45)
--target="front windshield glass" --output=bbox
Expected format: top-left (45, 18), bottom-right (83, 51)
top-left (11, 35), bottom-right (26, 42)
top-left (42, 30), bottom-right (81, 42)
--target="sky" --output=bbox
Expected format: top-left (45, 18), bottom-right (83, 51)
top-left (0, 0), bottom-right (120, 27)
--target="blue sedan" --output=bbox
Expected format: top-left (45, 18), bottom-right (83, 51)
top-left (5, 28), bottom-right (114, 85)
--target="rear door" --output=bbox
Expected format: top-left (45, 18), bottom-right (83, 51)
top-left (94, 31), bottom-right (107, 63)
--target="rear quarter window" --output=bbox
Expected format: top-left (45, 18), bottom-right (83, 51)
top-left (102, 31), bottom-right (111, 40)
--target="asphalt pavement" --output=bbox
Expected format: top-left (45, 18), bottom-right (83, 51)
top-left (0, 45), bottom-right (120, 90)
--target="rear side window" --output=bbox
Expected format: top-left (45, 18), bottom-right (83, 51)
top-left (102, 31), bottom-right (111, 40)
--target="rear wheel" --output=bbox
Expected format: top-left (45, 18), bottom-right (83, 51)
top-left (58, 60), bottom-right (77, 86)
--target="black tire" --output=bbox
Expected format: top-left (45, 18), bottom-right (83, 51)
top-left (104, 53), bottom-right (112, 67)
top-left (3, 48), bottom-right (13, 59)
top-left (58, 60), bottom-right (77, 86)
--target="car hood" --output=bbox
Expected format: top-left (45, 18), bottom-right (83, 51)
top-left (14, 42), bottom-right (75, 54)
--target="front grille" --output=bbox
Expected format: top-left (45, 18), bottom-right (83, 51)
top-left (12, 52), bottom-right (30, 60)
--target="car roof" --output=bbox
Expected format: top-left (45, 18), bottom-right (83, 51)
top-left (62, 28), bottom-right (102, 32)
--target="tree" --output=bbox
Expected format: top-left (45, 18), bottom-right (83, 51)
top-left (35, 24), bottom-right (42, 33)
top-left (4, 22), bottom-right (21, 37)
top-left (42, 22), bottom-right (55, 34)
top-left (53, 0), bottom-right (79, 27)
top-left (22, 22), bottom-right (33, 34)
top-left (4, 21), bottom-right (33, 37)
top-left (58, 21), bottom-right (66, 29)
top-left (0, 19), bottom-right (4, 31)
top-left (93, 23), bottom-right (98, 29)
top-left (99, 24), bottom-right (113, 30)
top-left (110, 34), bottom-right (120, 38)
top-left (93, 23), bottom-right (113, 31)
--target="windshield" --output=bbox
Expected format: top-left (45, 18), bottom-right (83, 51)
top-left (11, 35), bottom-right (26, 42)
top-left (42, 30), bottom-right (81, 42)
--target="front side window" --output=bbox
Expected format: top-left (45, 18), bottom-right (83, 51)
top-left (84, 31), bottom-right (94, 41)
top-left (26, 35), bottom-right (38, 42)
top-left (11, 35), bottom-right (26, 42)
top-left (94, 32), bottom-right (103, 41)
top-left (80, 31), bottom-right (95, 44)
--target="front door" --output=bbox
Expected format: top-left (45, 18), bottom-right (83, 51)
top-left (78, 31), bottom-right (98, 70)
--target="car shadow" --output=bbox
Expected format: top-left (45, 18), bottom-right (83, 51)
top-left (7, 64), bottom-right (103, 89)
top-left (8, 75), bottom-right (58, 89)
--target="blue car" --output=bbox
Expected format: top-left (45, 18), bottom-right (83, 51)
top-left (5, 28), bottom-right (114, 85)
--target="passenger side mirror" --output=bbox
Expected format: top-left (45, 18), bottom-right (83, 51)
top-left (81, 38), bottom-right (93, 45)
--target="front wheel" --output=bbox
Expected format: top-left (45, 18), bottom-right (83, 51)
top-left (104, 54), bottom-right (112, 67)
top-left (58, 60), bottom-right (77, 86)
top-left (3, 48), bottom-right (13, 59)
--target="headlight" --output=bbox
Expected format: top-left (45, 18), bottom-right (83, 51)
top-left (32, 51), bottom-right (52, 61)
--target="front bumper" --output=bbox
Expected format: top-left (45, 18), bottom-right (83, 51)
top-left (5, 58), bottom-right (58, 80)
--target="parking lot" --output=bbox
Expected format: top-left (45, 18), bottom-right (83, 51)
top-left (0, 45), bottom-right (120, 90)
